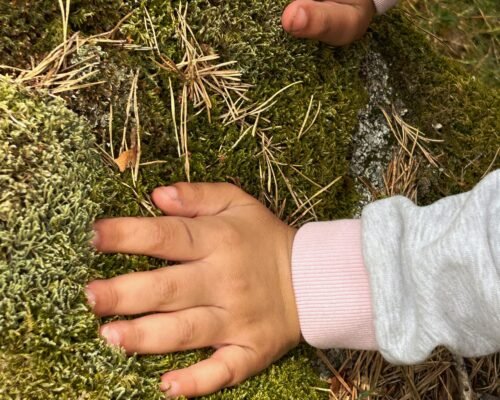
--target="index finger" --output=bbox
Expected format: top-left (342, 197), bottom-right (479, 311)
top-left (152, 182), bottom-right (255, 218)
top-left (93, 216), bottom-right (217, 261)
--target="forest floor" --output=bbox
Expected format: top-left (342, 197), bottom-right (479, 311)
top-left (0, 0), bottom-right (498, 399)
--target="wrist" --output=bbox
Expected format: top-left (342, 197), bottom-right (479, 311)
top-left (283, 226), bottom-right (301, 347)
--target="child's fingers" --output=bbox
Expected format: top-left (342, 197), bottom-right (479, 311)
top-left (282, 0), bottom-right (373, 46)
top-left (93, 215), bottom-right (214, 261)
top-left (98, 307), bottom-right (225, 354)
top-left (86, 263), bottom-right (212, 317)
top-left (160, 345), bottom-right (261, 398)
top-left (152, 182), bottom-right (255, 218)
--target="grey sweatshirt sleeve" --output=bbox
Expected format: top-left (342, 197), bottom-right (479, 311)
top-left (361, 170), bottom-right (500, 364)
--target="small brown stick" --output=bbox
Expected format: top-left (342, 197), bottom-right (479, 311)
top-left (317, 350), bottom-right (353, 396)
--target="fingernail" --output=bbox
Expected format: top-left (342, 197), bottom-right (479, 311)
top-left (291, 7), bottom-right (308, 32)
top-left (101, 326), bottom-right (121, 346)
top-left (157, 186), bottom-right (179, 202)
top-left (90, 228), bottom-right (99, 248)
top-left (85, 287), bottom-right (96, 308)
top-left (161, 380), bottom-right (180, 397)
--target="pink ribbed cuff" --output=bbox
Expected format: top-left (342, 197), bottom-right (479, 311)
top-left (291, 220), bottom-right (377, 350)
top-left (372, 0), bottom-right (398, 14)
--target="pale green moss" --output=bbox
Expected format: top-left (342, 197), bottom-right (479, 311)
top-left (0, 76), bottom-right (164, 399)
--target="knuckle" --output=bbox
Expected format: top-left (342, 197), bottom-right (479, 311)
top-left (320, 16), bottom-right (332, 36)
top-left (129, 321), bottom-right (145, 349)
top-left (226, 272), bottom-right (250, 295)
top-left (174, 182), bottom-right (203, 205)
top-left (94, 220), bottom-right (118, 251)
top-left (156, 274), bottom-right (179, 305)
top-left (221, 226), bottom-right (243, 248)
top-left (221, 182), bottom-right (243, 199)
top-left (220, 182), bottom-right (237, 192)
top-left (179, 219), bottom-right (195, 248)
top-left (172, 182), bottom-right (189, 196)
top-left (189, 183), bottom-right (205, 202)
top-left (102, 281), bottom-right (119, 314)
top-left (175, 317), bottom-right (195, 348)
top-left (217, 359), bottom-right (237, 387)
top-left (150, 221), bottom-right (174, 252)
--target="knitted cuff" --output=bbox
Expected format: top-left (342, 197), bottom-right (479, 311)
top-left (291, 220), bottom-right (378, 350)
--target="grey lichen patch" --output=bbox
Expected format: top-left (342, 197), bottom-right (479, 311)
top-left (349, 50), bottom-right (397, 215)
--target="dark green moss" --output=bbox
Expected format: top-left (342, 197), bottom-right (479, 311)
top-left (370, 11), bottom-right (499, 202)
top-left (400, 0), bottom-right (500, 88)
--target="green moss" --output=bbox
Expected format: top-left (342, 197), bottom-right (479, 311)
top-left (0, 0), bottom-right (128, 69)
top-left (106, 0), bottom-right (366, 221)
top-left (0, 76), bottom-right (163, 399)
top-left (401, 0), bottom-right (500, 87)
top-left (370, 11), bottom-right (499, 201)
top-left (1, 1), bottom-right (498, 399)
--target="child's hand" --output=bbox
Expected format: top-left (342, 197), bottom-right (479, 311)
top-left (86, 183), bottom-right (301, 398)
top-left (282, 0), bottom-right (376, 45)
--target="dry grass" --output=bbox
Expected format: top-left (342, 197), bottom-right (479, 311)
top-left (378, 107), bottom-right (443, 202)
top-left (0, 32), bottom-right (105, 94)
top-left (0, 12), bottom-right (144, 95)
top-left (154, 2), bottom-right (252, 181)
top-left (319, 348), bottom-right (499, 400)
top-left (402, 0), bottom-right (500, 86)
top-left (318, 108), bottom-right (499, 400)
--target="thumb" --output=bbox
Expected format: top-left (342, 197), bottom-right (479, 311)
top-left (282, 0), bottom-right (374, 46)
top-left (160, 345), bottom-right (261, 398)
top-left (151, 182), bottom-right (253, 217)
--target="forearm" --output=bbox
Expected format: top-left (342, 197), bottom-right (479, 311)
top-left (292, 170), bottom-right (500, 363)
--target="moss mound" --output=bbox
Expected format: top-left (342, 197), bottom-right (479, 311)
top-left (0, 77), bottom-right (162, 399)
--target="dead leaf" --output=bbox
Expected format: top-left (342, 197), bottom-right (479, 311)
top-left (114, 147), bottom-right (137, 173)
top-left (330, 377), bottom-right (341, 393)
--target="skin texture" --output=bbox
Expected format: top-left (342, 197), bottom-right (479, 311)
top-left (87, 183), bottom-right (301, 398)
top-left (281, 0), bottom-right (376, 45)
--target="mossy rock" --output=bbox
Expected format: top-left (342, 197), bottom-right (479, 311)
top-left (0, 0), bottom-right (498, 399)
